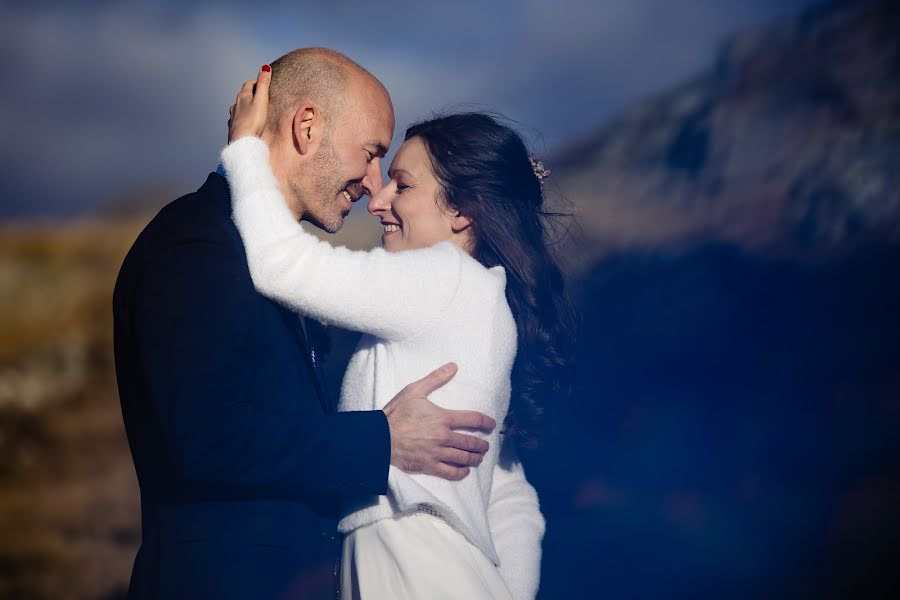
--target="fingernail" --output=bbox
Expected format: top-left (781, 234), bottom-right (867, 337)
top-left (261, 64), bottom-right (271, 72)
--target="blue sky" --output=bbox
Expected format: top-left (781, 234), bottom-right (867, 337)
top-left (0, 0), bottom-right (817, 218)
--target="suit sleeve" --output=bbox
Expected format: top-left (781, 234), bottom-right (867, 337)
top-left (488, 436), bottom-right (545, 600)
top-left (132, 233), bottom-right (390, 502)
top-left (222, 136), bottom-right (463, 341)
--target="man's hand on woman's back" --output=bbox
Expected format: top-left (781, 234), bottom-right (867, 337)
top-left (382, 362), bottom-right (496, 481)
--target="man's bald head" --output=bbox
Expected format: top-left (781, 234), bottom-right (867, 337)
top-left (266, 47), bottom-right (390, 135)
top-left (259, 48), bottom-right (394, 235)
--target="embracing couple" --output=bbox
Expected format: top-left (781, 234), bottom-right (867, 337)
top-left (113, 48), bottom-right (574, 600)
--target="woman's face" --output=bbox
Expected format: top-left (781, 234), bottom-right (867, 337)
top-left (367, 136), bottom-right (470, 253)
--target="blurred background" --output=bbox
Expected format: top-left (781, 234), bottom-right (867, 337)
top-left (1, 0), bottom-right (898, 597)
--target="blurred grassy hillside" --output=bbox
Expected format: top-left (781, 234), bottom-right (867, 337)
top-left (0, 220), bottom-right (146, 599)
top-left (0, 206), bottom-right (383, 599)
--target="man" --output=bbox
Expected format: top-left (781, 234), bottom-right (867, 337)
top-left (113, 48), bottom-right (496, 599)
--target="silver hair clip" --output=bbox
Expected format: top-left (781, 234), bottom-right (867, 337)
top-left (530, 157), bottom-right (550, 186)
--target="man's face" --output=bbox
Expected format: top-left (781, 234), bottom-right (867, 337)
top-left (296, 89), bottom-right (394, 233)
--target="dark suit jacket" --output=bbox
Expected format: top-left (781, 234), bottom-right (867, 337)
top-left (113, 172), bottom-right (390, 599)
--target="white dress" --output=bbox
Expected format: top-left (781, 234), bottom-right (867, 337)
top-left (342, 511), bottom-right (513, 599)
top-left (222, 137), bottom-right (545, 600)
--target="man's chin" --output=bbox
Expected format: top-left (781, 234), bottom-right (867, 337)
top-left (322, 217), bottom-right (345, 234)
top-left (303, 212), bottom-right (344, 234)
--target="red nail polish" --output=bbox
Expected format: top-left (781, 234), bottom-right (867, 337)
top-left (261, 64), bottom-right (271, 72)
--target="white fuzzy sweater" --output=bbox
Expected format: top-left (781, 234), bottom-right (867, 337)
top-left (222, 136), bottom-right (544, 600)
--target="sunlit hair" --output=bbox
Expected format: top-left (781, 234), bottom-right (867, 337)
top-left (267, 48), bottom-right (381, 135)
top-left (406, 113), bottom-right (577, 447)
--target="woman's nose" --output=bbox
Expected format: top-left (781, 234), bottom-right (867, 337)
top-left (368, 183), bottom-right (392, 216)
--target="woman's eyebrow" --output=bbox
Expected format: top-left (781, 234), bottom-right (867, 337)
top-left (388, 168), bottom-right (413, 179)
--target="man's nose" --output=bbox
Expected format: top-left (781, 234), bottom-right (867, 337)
top-left (361, 157), bottom-right (384, 198)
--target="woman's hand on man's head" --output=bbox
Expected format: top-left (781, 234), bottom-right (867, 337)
top-left (228, 64), bottom-right (271, 143)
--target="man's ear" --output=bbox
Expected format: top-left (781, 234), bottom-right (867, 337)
top-left (451, 212), bottom-right (472, 234)
top-left (292, 103), bottom-right (319, 156)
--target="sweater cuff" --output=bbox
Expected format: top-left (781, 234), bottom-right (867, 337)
top-left (222, 135), bottom-right (299, 240)
top-left (220, 136), bottom-right (279, 199)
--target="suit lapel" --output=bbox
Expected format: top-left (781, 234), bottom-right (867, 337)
top-left (275, 304), bottom-right (331, 412)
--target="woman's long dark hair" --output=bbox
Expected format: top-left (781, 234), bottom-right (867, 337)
top-left (406, 112), bottom-right (576, 447)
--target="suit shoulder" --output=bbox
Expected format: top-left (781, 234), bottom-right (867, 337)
top-left (135, 174), bottom-right (240, 252)
top-left (115, 174), bottom-right (242, 297)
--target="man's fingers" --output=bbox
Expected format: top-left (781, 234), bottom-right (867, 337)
top-left (405, 362), bottom-right (458, 397)
top-left (429, 462), bottom-right (469, 481)
top-left (445, 409), bottom-right (496, 432)
top-left (444, 432), bottom-right (489, 455)
top-left (436, 447), bottom-right (483, 467)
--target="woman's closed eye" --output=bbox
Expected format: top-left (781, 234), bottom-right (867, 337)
top-left (395, 182), bottom-right (410, 193)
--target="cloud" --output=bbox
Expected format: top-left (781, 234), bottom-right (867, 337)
top-left (0, 3), bottom-right (276, 217)
top-left (280, 0), bottom-right (816, 144)
top-left (0, 0), bottom-right (816, 218)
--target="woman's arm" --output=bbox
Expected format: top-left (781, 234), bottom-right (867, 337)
top-left (222, 65), bottom-right (462, 340)
top-left (488, 436), bottom-right (545, 600)
top-left (222, 136), bottom-right (463, 340)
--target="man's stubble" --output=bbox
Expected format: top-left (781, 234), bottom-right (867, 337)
top-left (293, 138), bottom-right (347, 234)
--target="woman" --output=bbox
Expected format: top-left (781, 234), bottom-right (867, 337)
top-left (222, 69), bottom-right (574, 600)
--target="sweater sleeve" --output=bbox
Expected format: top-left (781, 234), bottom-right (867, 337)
top-left (221, 136), bottom-right (463, 341)
top-left (488, 436), bottom-right (545, 600)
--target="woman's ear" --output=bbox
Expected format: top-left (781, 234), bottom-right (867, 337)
top-left (292, 104), bottom-right (319, 155)
top-left (451, 212), bottom-right (472, 234)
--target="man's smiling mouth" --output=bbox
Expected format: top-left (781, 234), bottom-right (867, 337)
top-left (342, 182), bottom-right (366, 202)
